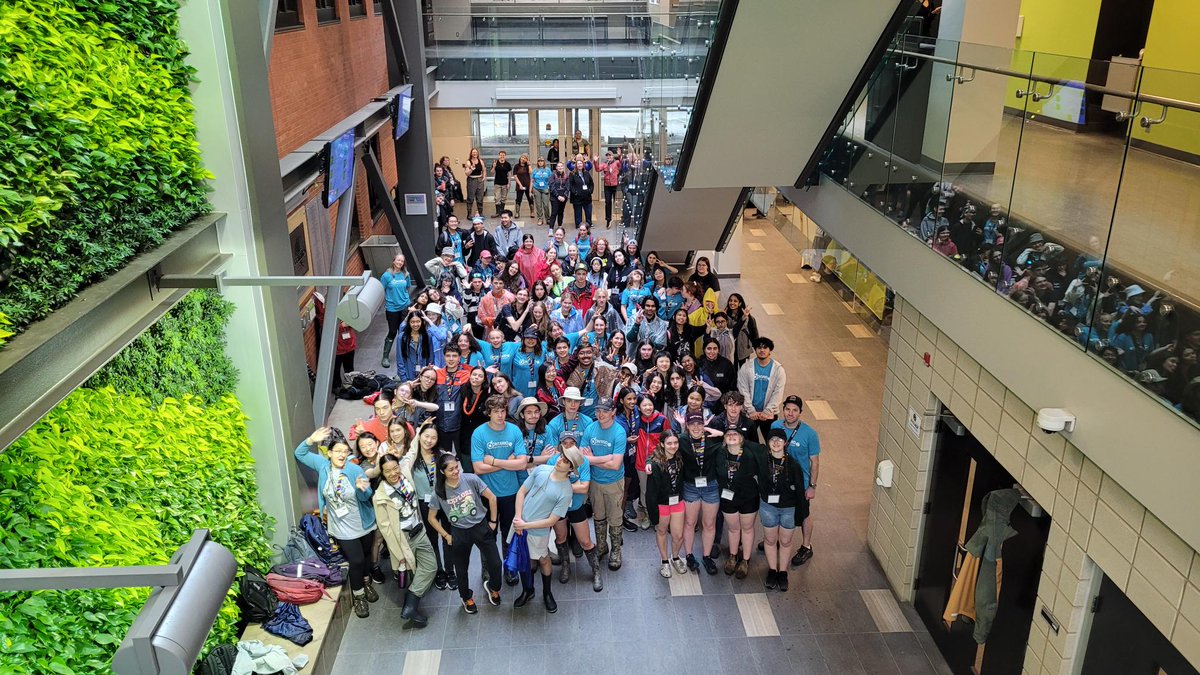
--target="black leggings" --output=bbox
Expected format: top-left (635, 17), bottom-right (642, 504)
top-left (333, 352), bottom-right (355, 388)
top-left (385, 310), bottom-right (404, 342)
top-left (332, 532), bottom-right (375, 592)
top-left (450, 520), bottom-right (503, 600)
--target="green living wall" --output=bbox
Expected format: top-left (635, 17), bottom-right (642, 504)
top-left (0, 291), bottom-right (273, 674)
top-left (0, 0), bottom-right (210, 346)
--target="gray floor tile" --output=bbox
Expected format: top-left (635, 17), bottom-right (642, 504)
top-left (471, 604), bottom-right (513, 648)
top-left (769, 592), bottom-right (814, 635)
top-left (672, 595), bottom-right (713, 635)
top-left (705, 594), bottom-right (746, 637)
top-left (883, 632), bottom-right (939, 675)
top-left (329, 652), bottom-right (383, 675)
top-left (804, 591), bottom-right (848, 633)
top-left (851, 632), bottom-right (903, 675)
top-left (509, 601), bottom-right (549, 645)
top-left (748, 636), bottom-right (794, 673)
top-left (436, 648), bottom-right (475, 674)
top-left (836, 590), bottom-right (882, 633)
top-left (817, 633), bottom-right (866, 674)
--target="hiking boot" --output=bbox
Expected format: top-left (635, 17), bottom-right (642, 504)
top-left (792, 546), bottom-right (813, 567)
top-left (585, 547), bottom-right (603, 592)
top-left (734, 558), bottom-right (749, 579)
top-left (462, 597), bottom-right (478, 614)
top-left (353, 593), bottom-right (370, 618)
top-left (724, 556), bottom-right (737, 576)
top-left (637, 511), bottom-right (651, 530)
top-left (363, 579), bottom-right (379, 603)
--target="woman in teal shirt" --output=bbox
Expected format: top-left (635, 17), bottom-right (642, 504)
top-left (531, 157), bottom-right (552, 230)
top-left (381, 255), bottom-right (413, 369)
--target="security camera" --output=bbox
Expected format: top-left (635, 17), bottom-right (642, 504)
top-left (1036, 408), bottom-right (1076, 434)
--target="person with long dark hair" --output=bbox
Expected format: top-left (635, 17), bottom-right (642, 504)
top-left (373, 451), bottom-right (435, 628)
top-left (396, 310), bottom-right (434, 382)
top-left (427, 452), bottom-right (502, 614)
top-left (645, 431), bottom-right (686, 578)
top-left (725, 293), bottom-right (758, 365)
top-left (679, 412), bottom-right (721, 575)
top-left (294, 427), bottom-right (378, 618)
top-left (757, 428), bottom-right (804, 591)
top-left (407, 422), bottom-right (454, 591)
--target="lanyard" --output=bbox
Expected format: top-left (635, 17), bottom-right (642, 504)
top-left (525, 428), bottom-right (541, 456)
top-left (769, 453), bottom-right (787, 490)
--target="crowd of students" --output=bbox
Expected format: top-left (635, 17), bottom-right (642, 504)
top-left (882, 180), bottom-right (1200, 421)
top-left (294, 212), bottom-right (822, 626)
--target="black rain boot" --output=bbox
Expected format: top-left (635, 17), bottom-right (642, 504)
top-left (401, 591), bottom-right (429, 629)
top-left (514, 572), bottom-right (536, 608)
top-left (542, 572), bottom-right (557, 613)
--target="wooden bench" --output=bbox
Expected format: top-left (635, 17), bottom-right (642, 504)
top-left (238, 585), bottom-right (349, 675)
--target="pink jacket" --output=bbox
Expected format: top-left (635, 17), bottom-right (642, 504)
top-left (598, 160), bottom-right (622, 187)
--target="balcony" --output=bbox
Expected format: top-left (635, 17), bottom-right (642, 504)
top-left (816, 35), bottom-right (1200, 427)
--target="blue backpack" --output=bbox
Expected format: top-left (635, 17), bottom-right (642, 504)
top-left (300, 513), bottom-right (346, 566)
top-left (272, 557), bottom-right (344, 587)
top-left (263, 602), bottom-right (312, 646)
top-left (280, 527), bottom-right (317, 564)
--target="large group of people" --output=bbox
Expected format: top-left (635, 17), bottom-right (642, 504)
top-left (294, 214), bottom-right (823, 626)
top-left (872, 180), bottom-right (1200, 421)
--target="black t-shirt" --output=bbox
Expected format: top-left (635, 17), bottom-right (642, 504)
top-left (493, 160), bottom-right (513, 185)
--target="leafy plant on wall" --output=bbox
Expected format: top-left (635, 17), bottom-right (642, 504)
top-left (0, 0), bottom-right (210, 339)
top-left (0, 390), bottom-right (274, 674)
top-left (87, 290), bottom-right (239, 405)
top-left (0, 291), bottom-right (273, 673)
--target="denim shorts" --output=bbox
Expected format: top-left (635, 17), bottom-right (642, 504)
top-left (682, 480), bottom-right (720, 505)
top-left (759, 501), bottom-right (796, 530)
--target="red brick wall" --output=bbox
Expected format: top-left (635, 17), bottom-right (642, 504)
top-left (269, 0), bottom-right (390, 158)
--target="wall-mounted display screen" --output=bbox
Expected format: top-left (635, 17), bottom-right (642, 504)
top-left (322, 129), bottom-right (356, 208)
top-left (393, 91), bottom-right (412, 140)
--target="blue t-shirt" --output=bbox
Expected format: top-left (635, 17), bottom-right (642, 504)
top-left (581, 420), bottom-right (627, 485)
top-left (381, 270), bottom-right (412, 312)
top-left (545, 413), bottom-right (594, 448)
top-left (518, 465), bottom-right (573, 537)
top-left (752, 360), bottom-right (774, 411)
top-left (470, 422), bottom-right (527, 497)
top-left (772, 420), bottom-right (820, 487)
top-left (659, 290), bottom-right (685, 321)
top-left (621, 286), bottom-right (651, 316)
top-left (547, 453), bottom-right (591, 511)
top-left (532, 167), bottom-right (552, 191)
top-left (480, 341), bottom-right (517, 372)
top-left (507, 350), bottom-right (545, 397)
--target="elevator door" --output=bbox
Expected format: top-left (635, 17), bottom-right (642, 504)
top-left (914, 421), bottom-right (1051, 675)
top-left (1081, 575), bottom-right (1199, 675)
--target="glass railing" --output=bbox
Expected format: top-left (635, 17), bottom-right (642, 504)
top-left (818, 35), bottom-right (1200, 426)
top-left (423, 8), bottom-right (717, 82)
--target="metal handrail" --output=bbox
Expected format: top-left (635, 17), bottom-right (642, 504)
top-left (888, 47), bottom-right (1200, 115)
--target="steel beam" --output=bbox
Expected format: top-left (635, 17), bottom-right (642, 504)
top-left (0, 214), bottom-right (226, 452)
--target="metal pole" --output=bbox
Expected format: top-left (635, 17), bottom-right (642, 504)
top-left (312, 175), bottom-right (357, 426)
top-left (0, 565), bottom-right (183, 591)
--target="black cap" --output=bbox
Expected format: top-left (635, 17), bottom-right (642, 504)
top-left (522, 326), bottom-right (540, 340)
top-left (767, 427), bottom-right (789, 443)
top-left (782, 395), bottom-right (803, 410)
top-left (594, 397), bottom-right (616, 412)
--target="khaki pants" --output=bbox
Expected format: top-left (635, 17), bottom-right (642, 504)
top-left (589, 480), bottom-right (625, 523)
top-left (493, 183), bottom-right (510, 212)
top-left (533, 189), bottom-right (550, 222)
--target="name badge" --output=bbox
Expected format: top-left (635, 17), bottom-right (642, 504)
top-left (767, 494), bottom-right (780, 504)
top-left (720, 489), bottom-right (734, 501)
top-left (443, 401), bottom-right (456, 413)
top-left (668, 496), bottom-right (680, 506)
top-left (332, 503), bottom-right (351, 518)
top-left (340, 331), bottom-right (351, 340)
top-left (584, 398), bottom-right (594, 406)
top-left (694, 477), bottom-right (708, 488)
top-left (528, 381), bottom-right (537, 389)
top-left (424, 494), bottom-right (433, 504)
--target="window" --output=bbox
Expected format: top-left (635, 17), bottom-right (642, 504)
top-left (366, 136), bottom-right (384, 219)
top-left (374, 0), bottom-right (383, 15)
top-left (348, 0), bottom-right (366, 19)
top-left (276, 0), bottom-right (302, 30)
top-left (599, 109), bottom-right (641, 154)
top-left (472, 108), bottom-right (530, 171)
top-left (315, 0), bottom-right (338, 25)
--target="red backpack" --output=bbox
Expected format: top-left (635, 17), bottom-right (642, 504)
top-left (266, 573), bottom-right (328, 605)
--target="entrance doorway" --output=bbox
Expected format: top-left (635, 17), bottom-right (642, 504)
top-left (1081, 574), bottom-right (1199, 675)
top-left (913, 411), bottom-right (1051, 675)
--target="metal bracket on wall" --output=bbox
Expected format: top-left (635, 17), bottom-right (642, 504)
top-left (0, 214), bottom-right (227, 452)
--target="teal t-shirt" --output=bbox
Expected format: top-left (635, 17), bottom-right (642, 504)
top-left (518, 465), bottom-right (573, 537)
top-left (752, 360), bottom-right (774, 411)
top-left (470, 422), bottom-right (527, 497)
top-left (772, 420), bottom-right (820, 487)
top-left (547, 453), bottom-right (591, 511)
top-left (581, 420), bottom-right (627, 484)
top-left (381, 270), bottom-right (411, 312)
top-left (545, 412), bottom-right (593, 449)
top-left (532, 167), bottom-right (552, 191)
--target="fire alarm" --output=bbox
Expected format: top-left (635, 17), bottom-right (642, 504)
top-left (923, 352), bottom-right (931, 367)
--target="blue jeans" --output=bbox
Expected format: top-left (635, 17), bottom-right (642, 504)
top-left (573, 201), bottom-right (592, 227)
top-left (759, 501), bottom-right (796, 530)
top-left (682, 480), bottom-right (720, 504)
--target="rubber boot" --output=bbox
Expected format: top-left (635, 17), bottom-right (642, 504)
top-left (542, 572), bottom-right (557, 613)
top-left (594, 519), bottom-right (609, 560)
top-left (400, 591), bottom-right (428, 629)
top-left (380, 338), bottom-right (395, 369)
top-left (585, 547), bottom-right (604, 592)
top-left (608, 524), bottom-right (624, 571)
top-left (559, 547), bottom-right (572, 583)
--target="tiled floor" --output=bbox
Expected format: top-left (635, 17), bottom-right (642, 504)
top-left (328, 223), bottom-right (952, 675)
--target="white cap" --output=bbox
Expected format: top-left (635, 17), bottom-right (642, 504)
top-left (426, 303), bottom-right (442, 315)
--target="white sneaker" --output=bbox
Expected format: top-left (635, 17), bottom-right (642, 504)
top-left (659, 562), bottom-right (672, 578)
top-left (672, 557), bottom-right (688, 575)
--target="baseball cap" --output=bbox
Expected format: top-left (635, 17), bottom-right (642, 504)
top-left (782, 395), bottom-right (803, 410)
top-left (426, 303), bottom-right (442, 315)
top-left (767, 427), bottom-right (789, 443)
top-left (594, 397), bottom-right (616, 412)
top-left (561, 387), bottom-right (584, 401)
top-left (440, 246), bottom-right (455, 257)
top-left (558, 429), bottom-right (580, 444)
top-left (620, 362), bottom-right (639, 376)
top-left (522, 326), bottom-right (541, 340)
top-left (471, 216), bottom-right (485, 224)
top-left (480, 249), bottom-right (493, 258)
top-left (470, 272), bottom-right (484, 280)
top-left (1138, 369), bottom-right (1167, 384)
top-left (685, 411), bottom-right (706, 427)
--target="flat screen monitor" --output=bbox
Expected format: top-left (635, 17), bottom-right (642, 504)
top-left (322, 129), bottom-right (356, 208)
top-left (393, 91), bottom-right (412, 140)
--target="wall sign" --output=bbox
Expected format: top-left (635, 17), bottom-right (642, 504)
top-left (906, 408), bottom-right (922, 439)
top-left (403, 193), bottom-right (427, 216)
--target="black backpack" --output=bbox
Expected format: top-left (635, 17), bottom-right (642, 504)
top-left (238, 565), bottom-right (277, 624)
top-left (196, 644), bottom-right (237, 675)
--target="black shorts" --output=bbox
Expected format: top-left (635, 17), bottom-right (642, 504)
top-left (566, 502), bottom-right (593, 524)
top-left (796, 495), bottom-right (811, 521)
top-left (720, 496), bottom-right (759, 515)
